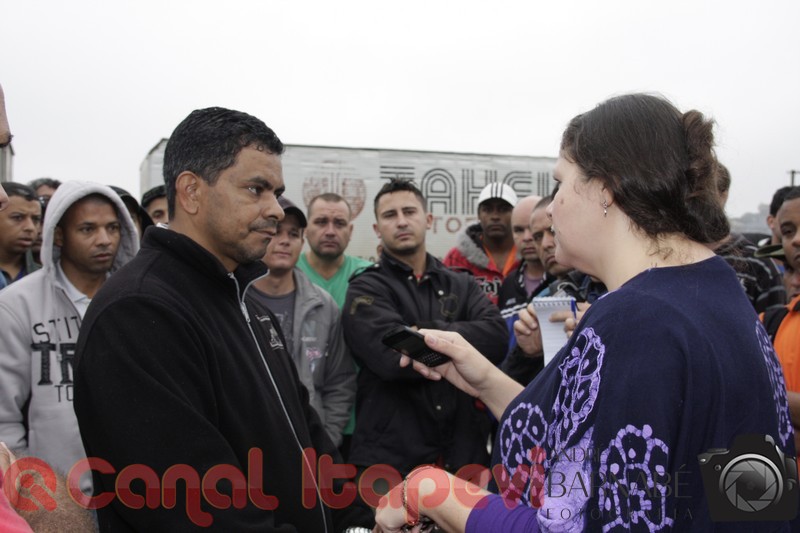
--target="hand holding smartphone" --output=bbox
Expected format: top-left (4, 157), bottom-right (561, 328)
top-left (381, 325), bottom-right (451, 367)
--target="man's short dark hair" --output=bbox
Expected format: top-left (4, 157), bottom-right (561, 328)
top-left (163, 107), bottom-right (284, 218)
top-left (373, 179), bottom-right (427, 216)
top-left (307, 193), bottom-right (352, 219)
top-left (27, 177), bottom-right (62, 192)
top-left (3, 182), bottom-right (37, 202)
top-left (771, 186), bottom-right (799, 217)
top-left (780, 187), bottom-right (800, 208)
top-left (141, 185), bottom-right (166, 209)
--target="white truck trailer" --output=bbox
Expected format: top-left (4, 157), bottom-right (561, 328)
top-left (140, 141), bottom-right (556, 260)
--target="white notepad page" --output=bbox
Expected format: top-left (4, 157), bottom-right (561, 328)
top-left (531, 296), bottom-right (576, 366)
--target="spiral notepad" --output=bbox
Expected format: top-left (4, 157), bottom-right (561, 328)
top-left (531, 296), bottom-right (576, 365)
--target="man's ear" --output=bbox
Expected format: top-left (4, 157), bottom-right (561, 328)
top-left (425, 212), bottom-right (433, 230)
top-left (372, 223), bottom-right (380, 238)
top-left (175, 172), bottom-right (202, 216)
top-left (54, 226), bottom-right (63, 247)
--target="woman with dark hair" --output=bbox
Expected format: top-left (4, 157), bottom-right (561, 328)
top-left (374, 94), bottom-right (795, 532)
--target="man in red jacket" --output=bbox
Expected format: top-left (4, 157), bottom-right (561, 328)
top-left (443, 182), bottom-right (519, 304)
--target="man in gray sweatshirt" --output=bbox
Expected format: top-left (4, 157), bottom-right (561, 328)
top-left (0, 181), bottom-right (139, 492)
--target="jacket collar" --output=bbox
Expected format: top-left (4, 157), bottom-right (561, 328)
top-left (293, 268), bottom-right (323, 308)
top-left (380, 251), bottom-right (446, 279)
top-left (143, 227), bottom-right (268, 295)
top-left (453, 223), bottom-right (490, 269)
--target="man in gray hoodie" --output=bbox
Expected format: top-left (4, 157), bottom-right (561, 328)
top-left (0, 180), bottom-right (139, 492)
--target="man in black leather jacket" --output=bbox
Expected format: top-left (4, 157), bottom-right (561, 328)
top-left (342, 179), bottom-right (508, 522)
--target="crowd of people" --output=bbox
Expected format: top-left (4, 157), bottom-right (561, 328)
top-left (0, 83), bottom-right (798, 532)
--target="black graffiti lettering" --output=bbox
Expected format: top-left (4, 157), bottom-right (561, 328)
top-left (32, 323), bottom-right (51, 344)
top-left (66, 315), bottom-right (80, 339)
top-left (54, 384), bottom-right (74, 402)
top-left (58, 343), bottom-right (76, 384)
top-left (32, 342), bottom-right (56, 385)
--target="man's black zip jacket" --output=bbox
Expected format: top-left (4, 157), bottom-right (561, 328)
top-left (74, 227), bottom-right (352, 532)
top-left (342, 252), bottom-right (508, 476)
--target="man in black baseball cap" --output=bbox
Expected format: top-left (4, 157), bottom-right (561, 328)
top-left (251, 195), bottom-right (356, 450)
top-left (110, 186), bottom-right (153, 240)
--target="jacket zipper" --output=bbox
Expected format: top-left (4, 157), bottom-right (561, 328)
top-left (229, 273), bottom-right (329, 533)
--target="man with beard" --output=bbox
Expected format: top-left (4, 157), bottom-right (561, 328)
top-left (342, 179), bottom-right (507, 526)
top-left (297, 193), bottom-right (372, 308)
top-left (296, 192), bottom-right (371, 459)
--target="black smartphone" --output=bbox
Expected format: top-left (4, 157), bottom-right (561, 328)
top-left (381, 325), bottom-right (451, 367)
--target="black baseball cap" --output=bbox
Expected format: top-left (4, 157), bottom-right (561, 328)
top-left (110, 186), bottom-right (154, 231)
top-left (278, 196), bottom-right (307, 228)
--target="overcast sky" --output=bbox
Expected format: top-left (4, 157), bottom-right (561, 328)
top-left (2, 0), bottom-right (798, 219)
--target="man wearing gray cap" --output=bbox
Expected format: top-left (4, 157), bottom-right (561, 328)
top-left (443, 182), bottom-right (519, 304)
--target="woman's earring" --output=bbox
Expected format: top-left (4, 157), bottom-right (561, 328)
top-left (602, 200), bottom-right (608, 217)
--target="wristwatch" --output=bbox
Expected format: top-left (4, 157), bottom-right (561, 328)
top-left (343, 528), bottom-right (372, 533)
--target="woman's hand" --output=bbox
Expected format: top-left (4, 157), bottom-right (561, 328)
top-left (399, 329), bottom-right (523, 419)
top-left (373, 480), bottom-right (409, 533)
top-left (398, 329), bottom-right (496, 399)
top-left (375, 467), bottom-right (489, 533)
